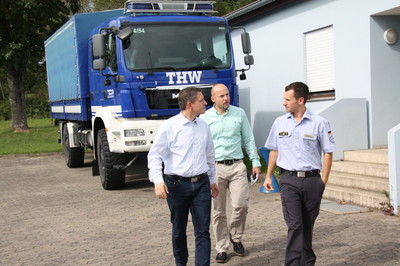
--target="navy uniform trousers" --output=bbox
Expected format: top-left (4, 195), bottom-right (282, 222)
top-left (165, 175), bottom-right (212, 266)
top-left (279, 171), bottom-right (325, 266)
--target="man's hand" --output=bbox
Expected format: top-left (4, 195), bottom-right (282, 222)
top-left (263, 175), bottom-right (274, 191)
top-left (154, 183), bottom-right (168, 199)
top-left (252, 167), bottom-right (261, 177)
top-left (251, 167), bottom-right (261, 185)
top-left (211, 183), bottom-right (219, 198)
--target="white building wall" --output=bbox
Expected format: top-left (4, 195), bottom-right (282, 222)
top-left (231, 0), bottom-right (400, 150)
top-left (370, 16), bottom-right (400, 147)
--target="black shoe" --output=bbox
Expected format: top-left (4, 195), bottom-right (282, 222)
top-left (216, 252), bottom-right (227, 263)
top-left (232, 242), bottom-right (245, 256)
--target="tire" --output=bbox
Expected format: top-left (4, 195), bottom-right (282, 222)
top-left (63, 124), bottom-right (84, 168)
top-left (97, 129), bottom-right (125, 190)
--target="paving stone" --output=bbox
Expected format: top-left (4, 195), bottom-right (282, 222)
top-left (0, 154), bottom-right (399, 265)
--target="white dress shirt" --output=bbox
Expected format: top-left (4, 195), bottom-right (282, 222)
top-left (148, 112), bottom-right (216, 185)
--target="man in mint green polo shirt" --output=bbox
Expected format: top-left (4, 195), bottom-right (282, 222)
top-left (200, 83), bottom-right (261, 263)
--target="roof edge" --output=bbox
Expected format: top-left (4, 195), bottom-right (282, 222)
top-left (225, 0), bottom-right (297, 26)
top-left (224, 0), bottom-right (275, 20)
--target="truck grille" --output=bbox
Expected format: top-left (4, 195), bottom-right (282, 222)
top-left (146, 84), bottom-right (213, 109)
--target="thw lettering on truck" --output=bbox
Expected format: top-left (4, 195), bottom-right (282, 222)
top-left (166, 71), bottom-right (202, 85)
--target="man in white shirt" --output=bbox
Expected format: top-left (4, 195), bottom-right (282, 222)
top-left (148, 87), bottom-right (219, 266)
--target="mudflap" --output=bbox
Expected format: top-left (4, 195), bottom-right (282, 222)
top-left (92, 159), bottom-right (99, 176)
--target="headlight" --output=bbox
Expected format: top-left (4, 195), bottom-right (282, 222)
top-left (126, 140), bottom-right (147, 146)
top-left (124, 129), bottom-right (145, 137)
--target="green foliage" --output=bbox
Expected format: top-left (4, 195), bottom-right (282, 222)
top-left (243, 152), bottom-right (280, 175)
top-left (0, 68), bottom-right (10, 120)
top-left (92, 0), bottom-right (254, 15)
top-left (0, 118), bottom-right (62, 154)
top-left (0, 100), bottom-right (11, 120)
top-left (243, 153), bottom-right (266, 173)
top-left (215, 0), bottom-right (255, 16)
top-left (0, 1), bottom-right (80, 66)
top-left (93, 0), bottom-right (125, 11)
top-left (25, 63), bottom-right (50, 119)
top-left (0, 1), bottom-right (80, 126)
top-left (0, 63), bottom-right (50, 120)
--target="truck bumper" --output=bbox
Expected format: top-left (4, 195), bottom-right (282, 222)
top-left (107, 118), bottom-right (165, 153)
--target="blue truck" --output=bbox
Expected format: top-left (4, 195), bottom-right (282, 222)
top-left (44, 0), bottom-right (253, 190)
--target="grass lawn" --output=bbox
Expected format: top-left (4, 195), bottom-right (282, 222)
top-left (0, 118), bottom-right (62, 155)
top-left (0, 118), bottom-right (276, 177)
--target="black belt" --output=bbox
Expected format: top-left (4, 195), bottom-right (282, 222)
top-left (281, 168), bottom-right (320, 178)
top-left (216, 159), bottom-right (241, 165)
top-left (165, 173), bottom-right (207, 183)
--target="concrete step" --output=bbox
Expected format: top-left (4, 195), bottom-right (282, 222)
top-left (323, 184), bottom-right (388, 209)
top-left (324, 149), bottom-right (390, 210)
top-left (343, 149), bottom-right (388, 165)
top-left (328, 171), bottom-right (389, 194)
top-left (331, 161), bottom-right (388, 178)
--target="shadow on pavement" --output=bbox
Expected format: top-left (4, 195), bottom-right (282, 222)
top-left (82, 151), bottom-right (153, 190)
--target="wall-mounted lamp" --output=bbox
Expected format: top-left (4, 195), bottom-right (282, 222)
top-left (383, 28), bottom-right (398, 45)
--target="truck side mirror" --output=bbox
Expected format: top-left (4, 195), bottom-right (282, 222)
top-left (92, 33), bottom-right (106, 70)
top-left (241, 32), bottom-right (252, 54)
top-left (244, 54), bottom-right (254, 66)
top-left (118, 27), bottom-right (133, 41)
top-left (93, 33), bottom-right (106, 58)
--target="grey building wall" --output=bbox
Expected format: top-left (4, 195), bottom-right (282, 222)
top-left (370, 16), bottom-right (400, 147)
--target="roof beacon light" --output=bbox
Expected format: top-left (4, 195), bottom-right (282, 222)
top-left (124, 0), bottom-right (217, 16)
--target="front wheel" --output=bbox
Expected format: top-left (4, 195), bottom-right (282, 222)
top-left (63, 123), bottom-right (84, 168)
top-left (97, 129), bottom-right (125, 190)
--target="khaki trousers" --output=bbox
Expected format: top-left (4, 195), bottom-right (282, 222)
top-left (212, 160), bottom-right (250, 253)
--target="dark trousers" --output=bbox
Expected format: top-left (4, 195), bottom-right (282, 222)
top-left (165, 175), bottom-right (212, 266)
top-left (279, 172), bottom-right (325, 266)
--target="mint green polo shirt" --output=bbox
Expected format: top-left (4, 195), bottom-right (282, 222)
top-left (200, 105), bottom-right (261, 168)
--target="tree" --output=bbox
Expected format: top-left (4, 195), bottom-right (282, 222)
top-left (215, 0), bottom-right (254, 16)
top-left (0, 1), bottom-right (80, 131)
top-left (93, 0), bottom-right (124, 11)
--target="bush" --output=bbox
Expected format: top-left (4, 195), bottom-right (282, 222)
top-left (26, 95), bottom-right (50, 119)
top-left (0, 100), bottom-right (10, 120)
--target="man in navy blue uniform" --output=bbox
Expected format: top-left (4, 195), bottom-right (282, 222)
top-left (263, 82), bottom-right (335, 266)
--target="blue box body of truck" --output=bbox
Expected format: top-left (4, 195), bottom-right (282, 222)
top-left (45, 9), bottom-right (124, 121)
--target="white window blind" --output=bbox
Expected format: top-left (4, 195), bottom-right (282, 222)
top-left (305, 26), bottom-right (335, 93)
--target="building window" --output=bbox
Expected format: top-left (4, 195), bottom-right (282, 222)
top-left (305, 26), bottom-right (335, 101)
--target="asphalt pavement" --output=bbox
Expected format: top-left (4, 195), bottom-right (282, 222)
top-left (0, 153), bottom-right (399, 265)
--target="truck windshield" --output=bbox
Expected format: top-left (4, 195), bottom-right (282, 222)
top-left (122, 22), bottom-right (231, 72)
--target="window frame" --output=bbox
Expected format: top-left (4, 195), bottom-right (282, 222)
top-left (305, 25), bottom-right (336, 101)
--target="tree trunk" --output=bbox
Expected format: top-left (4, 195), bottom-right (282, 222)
top-left (0, 82), bottom-right (5, 100)
top-left (6, 62), bottom-right (29, 132)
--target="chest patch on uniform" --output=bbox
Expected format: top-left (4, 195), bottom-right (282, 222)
top-left (279, 131), bottom-right (289, 136)
top-left (304, 134), bottom-right (314, 138)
